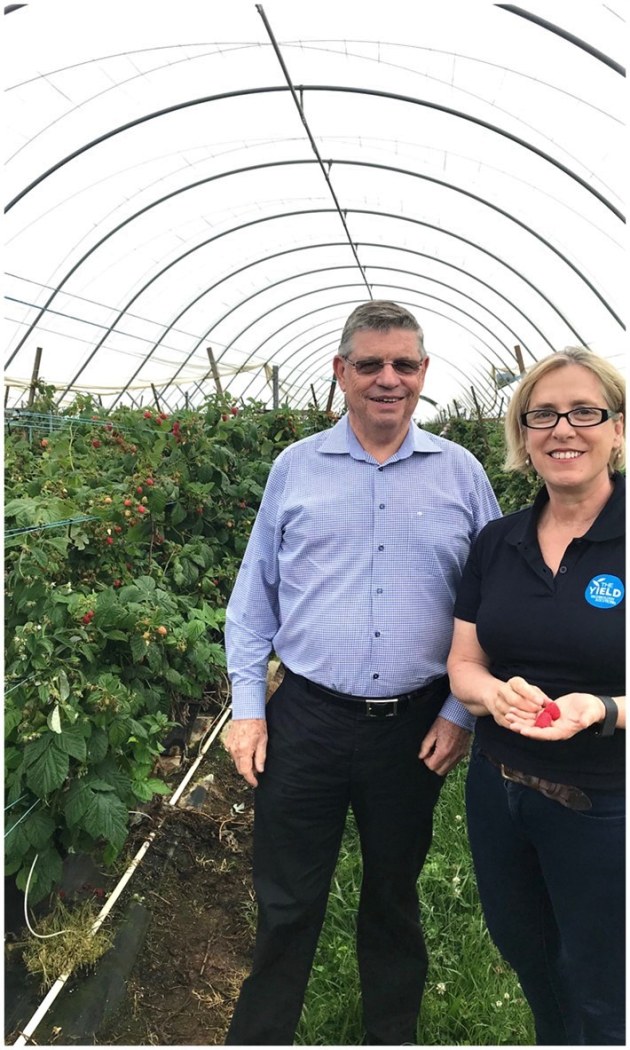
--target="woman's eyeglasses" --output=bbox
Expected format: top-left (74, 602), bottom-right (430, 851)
top-left (520, 407), bottom-right (615, 429)
top-left (344, 357), bottom-right (424, 376)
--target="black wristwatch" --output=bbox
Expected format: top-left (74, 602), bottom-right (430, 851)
top-left (593, 695), bottom-right (618, 737)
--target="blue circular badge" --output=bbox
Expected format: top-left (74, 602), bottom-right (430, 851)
top-left (585, 575), bottom-right (625, 609)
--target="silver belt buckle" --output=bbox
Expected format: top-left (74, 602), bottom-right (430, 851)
top-left (365, 698), bottom-right (398, 718)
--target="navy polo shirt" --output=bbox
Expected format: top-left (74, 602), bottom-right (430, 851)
top-left (454, 473), bottom-right (625, 789)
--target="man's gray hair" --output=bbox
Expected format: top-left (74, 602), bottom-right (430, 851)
top-left (338, 301), bottom-right (426, 359)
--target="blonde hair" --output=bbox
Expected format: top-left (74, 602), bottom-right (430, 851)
top-left (504, 347), bottom-right (625, 474)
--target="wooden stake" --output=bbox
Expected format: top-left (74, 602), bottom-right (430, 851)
top-left (206, 347), bottom-right (223, 395)
top-left (325, 376), bottom-right (337, 413)
top-left (272, 365), bottom-right (280, 409)
top-left (27, 346), bottom-right (43, 406)
top-left (514, 344), bottom-right (525, 375)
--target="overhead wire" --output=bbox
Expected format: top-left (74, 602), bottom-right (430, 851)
top-left (255, 4), bottom-right (372, 300)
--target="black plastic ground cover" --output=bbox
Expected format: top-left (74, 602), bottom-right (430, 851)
top-left (5, 901), bottom-right (151, 1045)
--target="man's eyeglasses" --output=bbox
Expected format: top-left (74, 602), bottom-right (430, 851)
top-left (344, 356), bottom-right (424, 376)
top-left (520, 407), bottom-right (616, 429)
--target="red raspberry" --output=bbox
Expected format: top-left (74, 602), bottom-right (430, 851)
top-left (546, 701), bottom-right (561, 721)
top-left (534, 710), bottom-right (553, 728)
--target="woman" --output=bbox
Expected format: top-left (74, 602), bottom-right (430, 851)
top-left (447, 347), bottom-right (625, 1046)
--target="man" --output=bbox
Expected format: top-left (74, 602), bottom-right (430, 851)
top-left (224, 301), bottom-right (501, 1045)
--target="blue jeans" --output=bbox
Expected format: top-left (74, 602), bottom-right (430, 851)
top-left (466, 744), bottom-right (625, 1045)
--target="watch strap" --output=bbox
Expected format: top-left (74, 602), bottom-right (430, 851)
top-left (594, 695), bottom-right (618, 737)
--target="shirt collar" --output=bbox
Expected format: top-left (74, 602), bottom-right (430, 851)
top-left (507, 472), bottom-right (625, 547)
top-left (318, 414), bottom-right (442, 462)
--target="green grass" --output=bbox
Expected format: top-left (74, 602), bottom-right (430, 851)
top-left (296, 761), bottom-right (536, 1046)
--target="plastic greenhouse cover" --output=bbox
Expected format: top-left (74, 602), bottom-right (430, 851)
top-left (3, 0), bottom-right (626, 419)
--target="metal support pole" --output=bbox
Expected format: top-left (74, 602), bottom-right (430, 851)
top-left (310, 383), bottom-right (319, 409)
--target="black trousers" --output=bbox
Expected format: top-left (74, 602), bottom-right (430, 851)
top-left (225, 671), bottom-right (448, 1045)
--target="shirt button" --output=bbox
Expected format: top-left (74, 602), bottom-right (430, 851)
top-left (376, 588), bottom-right (383, 594)
top-left (378, 467), bottom-right (384, 472)
top-left (378, 544), bottom-right (384, 551)
top-left (379, 503), bottom-right (385, 510)
top-left (559, 565), bottom-right (567, 574)
top-left (374, 631), bottom-right (381, 637)
top-left (373, 673), bottom-right (379, 679)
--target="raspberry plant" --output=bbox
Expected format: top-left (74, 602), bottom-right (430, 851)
top-left (5, 394), bottom-right (333, 902)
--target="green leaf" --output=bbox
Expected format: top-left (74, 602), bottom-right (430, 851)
top-left (24, 740), bottom-right (69, 796)
top-left (130, 634), bottom-right (147, 663)
top-left (164, 667), bottom-right (184, 685)
top-left (82, 791), bottom-right (128, 848)
top-left (56, 724), bottom-right (87, 762)
top-left (145, 778), bottom-right (172, 795)
top-left (64, 781), bottom-right (93, 827)
top-left (23, 807), bottom-right (56, 849)
top-left (30, 546), bottom-right (50, 570)
top-left (5, 811), bottom-right (35, 858)
top-left (108, 717), bottom-right (131, 748)
top-left (47, 706), bottom-right (62, 734)
top-left (136, 575), bottom-right (157, 594)
top-left (170, 501), bottom-right (187, 526)
top-left (16, 846), bottom-right (63, 903)
top-left (87, 728), bottom-right (109, 764)
top-left (4, 707), bottom-right (22, 738)
top-left (118, 585), bottom-right (143, 603)
top-left (146, 645), bottom-right (162, 672)
top-left (57, 669), bottom-right (70, 701)
top-left (130, 779), bottom-right (154, 801)
top-left (129, 718), bottom-right (149, 740)
top-left (93, 757), bottom-right (132, 800)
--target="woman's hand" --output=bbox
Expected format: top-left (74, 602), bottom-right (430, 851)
top-left (506, 692), bottom-right (606, 740)
top-left (487, 675), bottom-right (547, 729)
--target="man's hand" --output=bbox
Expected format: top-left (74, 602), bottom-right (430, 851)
top-left (418, 716), bottom-right (471, 776)
top-left (225, 718), bottom-right (268, 787)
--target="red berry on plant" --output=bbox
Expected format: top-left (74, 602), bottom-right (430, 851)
top-left (105, 536), bottom-right (114, 545)
top-left (92, 439), bottom-right (101, 448)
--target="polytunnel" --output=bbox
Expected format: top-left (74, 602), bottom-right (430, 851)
top-left (4, 0), bottom-right (626, 422)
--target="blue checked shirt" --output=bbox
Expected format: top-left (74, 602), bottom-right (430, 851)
top-left (226, 415), bottom-right (501, 727)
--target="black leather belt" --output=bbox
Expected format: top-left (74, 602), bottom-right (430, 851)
top-left (481, 751), bottom-right (592, 811)
top-left (285, 668), bottom-right (447, 719)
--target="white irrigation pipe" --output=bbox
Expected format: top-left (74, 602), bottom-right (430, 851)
top-left (12, 705), bottom-right (232, 1046)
